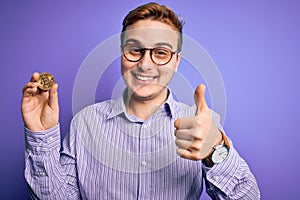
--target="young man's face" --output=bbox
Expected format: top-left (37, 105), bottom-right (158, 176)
top-left (121, 19), bottom-right (181, 102)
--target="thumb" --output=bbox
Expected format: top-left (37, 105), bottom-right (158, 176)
top-left (48, 83), bottom-right (59, 110)
top-left (194, 84), bottom-right (208, 115)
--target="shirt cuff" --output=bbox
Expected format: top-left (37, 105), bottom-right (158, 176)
top-left (24, 124), bottom-right (61, 153)
top-left (202, 144), bottom-right (241, 195)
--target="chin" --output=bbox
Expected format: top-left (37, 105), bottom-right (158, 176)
top-left (132, 89), bottom-right (155, 100)
top-left (131, 85), bottom-right (166, 101)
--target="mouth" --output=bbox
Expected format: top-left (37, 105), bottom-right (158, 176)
top-left (132, 72), bottom-right (158, 82)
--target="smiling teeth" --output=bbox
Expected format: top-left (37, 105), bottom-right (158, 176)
top-left (136, 75), bottom-right (153, 81)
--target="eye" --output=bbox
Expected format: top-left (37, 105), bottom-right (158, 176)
top-left (125, 45), bottom-right (142, 55)
top-left (131, 47), bottom-right (141, 53)
top-left (153, 48), bottom-right (170, 57)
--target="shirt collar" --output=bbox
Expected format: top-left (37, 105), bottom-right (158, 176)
top-left (163, 89), bottom-right (181, 119)
top-left (106, 92), bottom-right (126, 119)
top-left (106, 88), bottom-right (181, 120)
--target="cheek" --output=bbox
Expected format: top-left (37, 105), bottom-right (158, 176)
top-left (171, 58), bottom-right (180, 72)
top-left (121, 59), bottom-right (133, 74)
top-left (158, 69), bottom-right (175, 84)
top-left (162, 62), bottom-right (177, 76)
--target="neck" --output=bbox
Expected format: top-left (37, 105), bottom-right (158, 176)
top-left (125, 88), bottom-right (169, 120)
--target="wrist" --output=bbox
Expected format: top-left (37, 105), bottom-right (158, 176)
top-left (215, 131), bottom-right (223, 146)
top-left (204, 131), bottom-right (230, 167)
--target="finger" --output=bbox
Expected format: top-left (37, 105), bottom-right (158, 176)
top-left (194, 84), bottom-right (208, 115)
top-left (30, 72), bottom-right (40, 82)
top-left (174, 129), bottom-right (194, 140)
top-left (176, 137), bottom-right (203, 150)
top-left (175, 138), bottom-right (193, 150)
top-left (174, 117), bottom-right (195, 129)
top-left (177, 147), bottom-right (203, 160)
top-left (177, 148), bottom-right (195, 160)
top-left (22, 82), bottom-right (40, 96)
top-left (48, 83), bottom-right (59, 109)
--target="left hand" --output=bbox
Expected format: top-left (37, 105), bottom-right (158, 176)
top-left (174, 84), bottom-right (222, 160)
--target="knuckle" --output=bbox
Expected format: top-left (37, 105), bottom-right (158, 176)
top-left (174, 118), bottom-right (182, 128)
top-left (191, 142), bottom-right (201, 151)
top-left (192, 152), bottom-right (201, 160)
top-left (176, 148), bottom-right (185, 157)
top-left (174, 129), bottom-right (180, 136)
top-left (175, 139), bottom-right (180, 146)
top-left (193, 118), bottom-right (202, 129)
top-left (191, 131), bottom-right (201, 139)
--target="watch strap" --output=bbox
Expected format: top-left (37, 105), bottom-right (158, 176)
top-left (221, 131), bottom-right (230, 148)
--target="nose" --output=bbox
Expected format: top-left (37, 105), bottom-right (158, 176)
top-left (137, 50), bottom-right (154, 71)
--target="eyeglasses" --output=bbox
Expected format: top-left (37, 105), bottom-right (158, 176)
top-left (122, 45), bottom-right (180, 66)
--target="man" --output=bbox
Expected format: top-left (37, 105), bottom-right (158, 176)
top-left (22, 2), bottom-right (260, 199)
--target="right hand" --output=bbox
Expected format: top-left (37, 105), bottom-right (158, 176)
top-left (21, 72), bottom-right (59, 131)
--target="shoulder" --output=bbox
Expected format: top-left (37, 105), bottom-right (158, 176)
top-left (72, 100), bottom-right (115, 124)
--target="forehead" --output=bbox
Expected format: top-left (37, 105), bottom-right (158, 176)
top-left (123, 20), bottom-right (179, 49)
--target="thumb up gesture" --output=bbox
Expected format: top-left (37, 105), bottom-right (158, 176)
top-left (174, 84), bottom-right (222, 160)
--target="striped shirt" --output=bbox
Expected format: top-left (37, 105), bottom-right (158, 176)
top-left (24, 91), bottom-right (260, 199)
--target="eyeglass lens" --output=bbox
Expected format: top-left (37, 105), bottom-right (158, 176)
top-left (123, 46), bottom-right (174, 65)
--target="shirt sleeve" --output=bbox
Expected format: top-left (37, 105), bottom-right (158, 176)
top-left (202, 111), bottom-right (261, 199)
top-left (24, 123), bottom-right (80, 200)
top-left (202, 141), bottom-right (261, 200)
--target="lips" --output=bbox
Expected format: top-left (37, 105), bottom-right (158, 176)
top-left (136, 75), bottom-right (154, 81)
top-left (132, 72), bottom-right (158, 82)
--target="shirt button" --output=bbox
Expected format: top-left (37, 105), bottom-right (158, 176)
top-left (142, 123), bottom-right (151, 128)
top-left (38, 141), bottom-right (43, 146)
top-left (214, 176), bottom-right (220, 181)
top-left (48, 136), bottom-right (53, 142)
top-left (141, 161), bottom-right (147, 166)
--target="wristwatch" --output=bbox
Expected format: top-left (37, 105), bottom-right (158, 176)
top-left (204, 132), bottom-right (230, 166)
top-left (211, 140), bottom-right (229, 163)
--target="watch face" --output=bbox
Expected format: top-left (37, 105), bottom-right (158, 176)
top-left (212, 146), bottom-right (229, 163)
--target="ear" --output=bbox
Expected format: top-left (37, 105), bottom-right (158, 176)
top-left (174, 52), bottom-right (182, 72)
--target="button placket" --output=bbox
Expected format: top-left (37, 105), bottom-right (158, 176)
top-left (141, 161), bottom-right (147, 166)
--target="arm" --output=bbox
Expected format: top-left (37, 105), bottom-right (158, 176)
top-left (174, 84), bottom-right (260, 199)
top-left (25, 125), bottom-right (80, 200)
top-left (22, 72), bottom-right (80, 199)
top-left (202, 140), bottom-right (260, 199)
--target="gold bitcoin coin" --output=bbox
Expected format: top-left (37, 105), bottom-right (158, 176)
top-left (38, 72), bottom-right (55, 90)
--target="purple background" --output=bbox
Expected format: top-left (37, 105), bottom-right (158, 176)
top-left (1, 0), bottom-right (299, 199)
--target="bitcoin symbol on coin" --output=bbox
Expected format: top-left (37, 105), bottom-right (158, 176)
top-left (38, 72), bottom-right (55, 90)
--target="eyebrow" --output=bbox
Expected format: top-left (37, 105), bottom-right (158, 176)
top-left (155, 42), bottom-right (173, 50)
top-left (124, 38), bottom-right (142, 46)
top-left (124, 38), bottom-right (173, 50)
